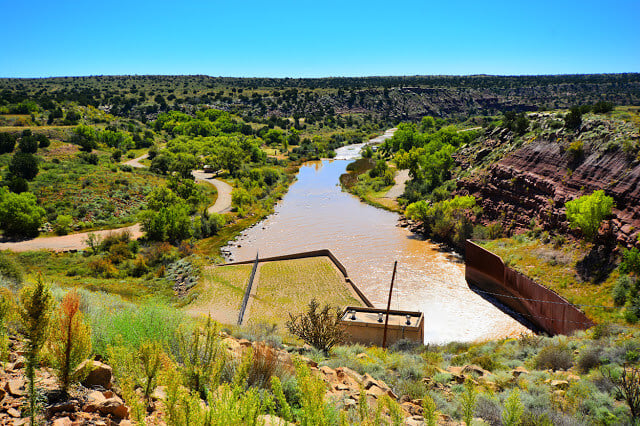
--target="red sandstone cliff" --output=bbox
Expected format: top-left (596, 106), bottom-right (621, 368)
top-left (458, 120), bottom-right (640, 247)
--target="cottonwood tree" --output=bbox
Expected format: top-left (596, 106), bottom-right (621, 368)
top-left (565, 190), bottom-right (614, 242)
top-left (0, 188), bottom-right (45, 238)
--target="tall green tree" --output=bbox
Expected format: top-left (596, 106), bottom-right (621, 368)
top-left (0, 188), bottom-right (45, 238)
top-left (565, 106), bottom-right (583, 131)
top-left (0, 133), bottom-right (16, 154)
top-left (9, 152), bottom-right (39, 180)
top-left (565, 190), bottom-right (614, 241)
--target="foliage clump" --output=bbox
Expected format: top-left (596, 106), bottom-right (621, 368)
top-left (406, 195), bottom-right (479, 247)
top-left (565, 190), bottom-right (614, 241)
top-left (534, 343), bottom-right (574, 371)
top-left (286, 298), bottom-right (346, 353)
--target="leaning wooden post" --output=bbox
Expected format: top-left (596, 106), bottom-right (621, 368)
top-left (382, 261), bottom-right (397, 349)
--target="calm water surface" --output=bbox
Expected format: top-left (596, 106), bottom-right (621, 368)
top-left (226, 144), bottom-right (529, 343)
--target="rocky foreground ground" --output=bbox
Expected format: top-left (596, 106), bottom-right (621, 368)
top-left (0, 329), bottom-right (595, 425)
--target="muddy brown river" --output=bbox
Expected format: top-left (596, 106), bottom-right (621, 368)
top-left (226, 142), bottom-right (529, 343)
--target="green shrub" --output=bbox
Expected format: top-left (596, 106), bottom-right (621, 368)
top-left (565, 190), bottom-right (614, 242)
top-left (620, 248), bottom-right (640, 275)
top-left (176, 317), bottom-right (226, 398)
top-left (0, 188), bottom-right (45, 238)
top-left (285, 298), bottom-right (346, 353)
top-left (566, 140), bottom-right (584, 159)
top-left (461, 379), bottom-right (478, 425)
top-left (53, 214), bottom-right (73, 235)
top-left (534, 344), bottom-right (573, 371)
top-left (613, 275), bottom-right (633, 306)
top-left (77, 152), bottom-right (99, 165)
top-left (501, 389), bottom-right (524, 426)
top-left (0, 288), bottom-right (14, 360)
top-left (0, 253), bottom-right (23, 286)
top-left (577, 345), bottom-right (603, 374)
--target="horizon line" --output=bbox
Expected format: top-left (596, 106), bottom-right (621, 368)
top-left (1, 72), bottom-right (639, 80)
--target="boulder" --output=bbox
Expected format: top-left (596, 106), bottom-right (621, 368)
top-left (52, 417), bottom-right (73, 426)
top-left (151, 386), bottom-right (167, 401)
top-left (77, 360), bottom-right (112, 389)
top-left (5, 379), bottom-right (26, 397)
top-left (83, 390), bottom-right (107, 413)
top-left (98, 396), bottom-right (129, 419)
top-left (366, 384), bottom-right (387, 399)
top-left (47, 400), bottom-right (79, 417)
top-left (10, 356), bottom-right (26, 370)
top-left (238, 339), bottom-right (252, 348)
top-left (362, 373), bottom-right (379, 390)
top-left (7, 407), bottom-right (21, 418)
top-left (510, 366), bottom-right (529, 377)
top-left (336, 367), bottom-right (363, 384)
top-left (404, 415), bottom-right (426, 426)
top-left (401, 401), bottom-right (423, 416)
top-left (462, 364), bottom-right (491, 378)
top-left (320, 366), bottom-right (337, 383)
top-left (223, 337), bottom-right (242, 353)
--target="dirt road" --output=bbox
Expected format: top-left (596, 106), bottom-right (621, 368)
top-left (0, 224), bottom-right (143, 253)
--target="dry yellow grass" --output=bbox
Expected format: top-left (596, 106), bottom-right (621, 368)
top-left (247, 257), bottom-right (363, 328)
top-left (186, 264), bottom-right (253, 324)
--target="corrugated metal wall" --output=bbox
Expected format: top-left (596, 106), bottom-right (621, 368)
top-left (465, 240), bottom-right (593, 335)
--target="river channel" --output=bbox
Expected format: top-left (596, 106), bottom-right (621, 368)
top-left (226, 139), bottom-right (530, 343)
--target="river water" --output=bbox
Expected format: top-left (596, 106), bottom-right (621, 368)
top-left (226, 138), bottom-right (529, 343)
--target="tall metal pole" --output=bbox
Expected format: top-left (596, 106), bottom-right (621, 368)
top-left (382, 261), bottom-right (397, 349)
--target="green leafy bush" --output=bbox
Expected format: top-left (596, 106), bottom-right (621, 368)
top-left (534, 344), bottom-right (574, 371)
top-left (54, 214), bottom-right (73, 235)
top-left (0, 188), bottom-right (45, 238)
top-left (565, 190), bottom-right (614, 241)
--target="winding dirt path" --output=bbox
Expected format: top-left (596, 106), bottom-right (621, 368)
top-left (192, 171), bottom-right (233, 214)
top-left (0, 156), bottom-right (233, 252)
top-left (383, 169), bottom-right (410, 200)
top-left (122, 153), bottom-right (148, 168)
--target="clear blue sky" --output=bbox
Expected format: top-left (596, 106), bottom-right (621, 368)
top-left (2, 0), bottom-right (639, 78)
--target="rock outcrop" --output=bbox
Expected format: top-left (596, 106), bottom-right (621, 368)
top-left (460, 137), bottom-right (640, 248)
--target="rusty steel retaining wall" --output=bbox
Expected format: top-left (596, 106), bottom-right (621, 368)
top-left (465, 240), bottom-right (594, 335)
top-left (222, 249), bottom-right (374, 308)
